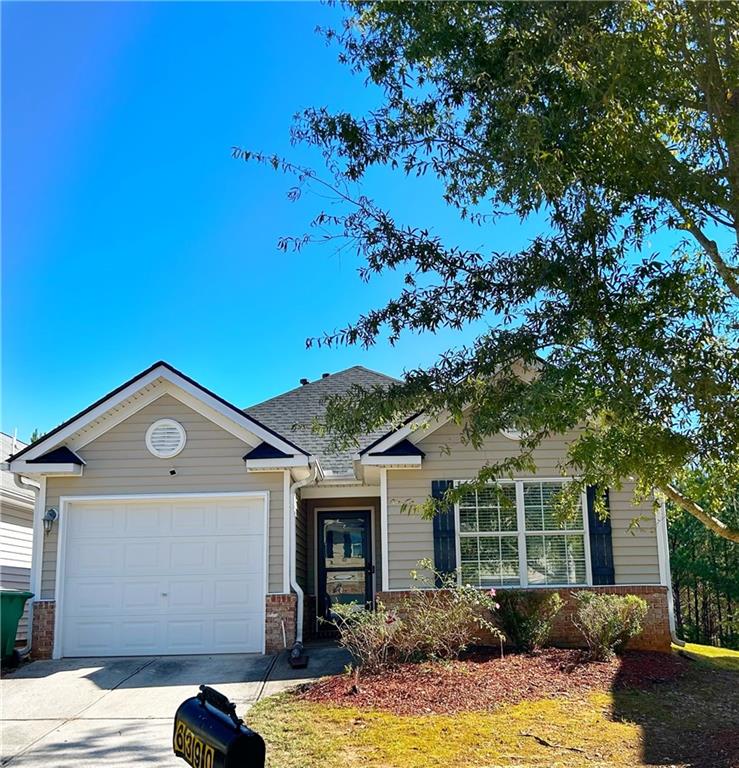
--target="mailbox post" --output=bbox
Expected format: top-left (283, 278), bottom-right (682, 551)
top-left (173, 685), bottom-right (265, 768)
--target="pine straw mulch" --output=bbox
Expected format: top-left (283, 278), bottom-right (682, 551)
top-left (299, 648), bottom-right (688, 715)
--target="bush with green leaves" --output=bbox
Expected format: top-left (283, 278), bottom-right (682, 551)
top-left (572, 592), bottom-right (648, 661)
top-left (330, 561), bottom-right (503, 678)
top-left (330, 601), bottom-right (401, 680)
top-left (495, 590), bottom-right (564, 652)
top-left (393, 561), bottom-right (503, 662)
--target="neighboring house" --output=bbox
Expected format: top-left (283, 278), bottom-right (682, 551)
top-left (6, 361), bottom-right (673, 659)
top-left (1, 433), bottom-right (34, 645)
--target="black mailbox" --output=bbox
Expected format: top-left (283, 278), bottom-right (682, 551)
top-left (173, 685), bottom-right (265, 768)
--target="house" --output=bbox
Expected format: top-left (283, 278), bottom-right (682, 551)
top-left (1, 433), bottom-right (34, 646)
top-left (5, 361), bottom-right (674, 659)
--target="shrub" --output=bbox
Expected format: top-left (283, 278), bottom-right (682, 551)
top-left (394, 567), bottom-right (503, 662)
top-left (330, 601), bottom-right (400, 679)
top-left (495, 590), bottom-right (564, 652)
top-left (572, 592), bottom-right (648, 660)
top-left (329, 560), bottom-right (503, 678)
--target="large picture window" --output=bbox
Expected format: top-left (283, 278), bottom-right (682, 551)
top-left (456, 480), bottom-right (589, 588)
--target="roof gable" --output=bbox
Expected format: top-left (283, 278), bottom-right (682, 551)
top-left (8, 362), bottom-right (308, 471)
top-left (27, 446), bottom-right (85, 465)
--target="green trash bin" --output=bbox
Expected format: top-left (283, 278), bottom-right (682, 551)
top-left (1, 589), bottom-right (34, 663)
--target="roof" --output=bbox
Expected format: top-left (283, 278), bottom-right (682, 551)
top-left (245, 366), bottom-right (400, 476)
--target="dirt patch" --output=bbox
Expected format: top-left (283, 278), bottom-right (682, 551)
top-left (299, 648), bottom-right (687, 715)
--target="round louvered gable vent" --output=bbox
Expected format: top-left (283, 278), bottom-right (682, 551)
top-left (145, 419), bottom-right (186, 458)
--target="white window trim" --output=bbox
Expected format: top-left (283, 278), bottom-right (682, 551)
top-left (454, 478), bottom-right (593, 588)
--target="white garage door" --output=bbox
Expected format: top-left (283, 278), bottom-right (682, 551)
top-left (59, 495), bottom-right (266, 657)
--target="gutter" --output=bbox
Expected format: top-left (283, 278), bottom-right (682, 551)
top-left (11, 473), bottom-right (41, 659)
top-left (288, 463), bottom-right (320, 654)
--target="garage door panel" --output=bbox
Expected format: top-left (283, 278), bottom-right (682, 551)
top-left (123, 541), bottom-right (162, 571)
top-left (120, 620), bottom-right (164, 653)
top-left (172, 504), bottom-right (209, 532)
top-left (60, 497), bottom-right (266, 656)
top-left (122, 580), bottom-right (163, 611)
top-left (63, 619), bottom-right (118, 655)
top-left (214, 578), bottom-right (258, 610)
top-left (216, 538), bottom-right (262, 571)
top-left (212, 616), bottom-right (262, 652)
top-left (69, 506), bottom-right (118, 537)
top-left (67, 543), bottom-right (125, 577)
top-left (123, 505), bottom-right (168, 536)
top-left (66, 579), bottom-right (122, 614)
top-left (215, 504), bottom-right (264, 534)
top-left (167, 578), bottom-right (212, 610)
top-left (165, 619), bottom-right (209, 653)
top-left (170, 540), bottom-right (211, 570)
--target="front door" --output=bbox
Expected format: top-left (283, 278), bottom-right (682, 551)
top-left (317, 510), bottom-right (373, 621)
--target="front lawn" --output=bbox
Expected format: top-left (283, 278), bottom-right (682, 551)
top-left (246, 644), bottom-right (739, 768)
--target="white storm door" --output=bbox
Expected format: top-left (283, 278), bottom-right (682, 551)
top-left (59, 495), bottom-right (265, 657)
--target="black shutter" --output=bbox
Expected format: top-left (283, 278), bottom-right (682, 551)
top-left (432, 480), bottom-right (456, 587)
top-left (587, 485), bottom-right (615, 585)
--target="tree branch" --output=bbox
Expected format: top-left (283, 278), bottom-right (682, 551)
top-left (675, 208), bottom-right (739, 298)
top-left (661, 483), bottom-right (739, 543)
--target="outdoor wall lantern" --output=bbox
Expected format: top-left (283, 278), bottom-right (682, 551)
top-left (43, 507), bottom-right (58, 535)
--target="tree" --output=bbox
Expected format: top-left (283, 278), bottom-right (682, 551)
top-left (238, 1), bottom-right (739, 539)
top-left (29, 428), bottom-right (45, 444)
top-left (669, 477), bottom-right (738, 647)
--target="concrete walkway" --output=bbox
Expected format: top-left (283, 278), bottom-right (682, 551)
top-left (1, 644), bottom-right (348, 766)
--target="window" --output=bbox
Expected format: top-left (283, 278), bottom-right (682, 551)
top-left (459, 484), bottom-right (519, 587)
top-left (523, 481), bottom-right (587, 586)
top-left (456, 480), bottom-right (588, 588)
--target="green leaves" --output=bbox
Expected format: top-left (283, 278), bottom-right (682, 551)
top-left (248, 1), bottom-right (739, 540)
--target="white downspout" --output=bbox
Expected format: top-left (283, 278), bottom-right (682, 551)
top-left (12, 474), bottom-right (42, 658)
top-left (656, 496), bottom-right (684, 647)
top-left (289, 463), bottom-right (319, 646)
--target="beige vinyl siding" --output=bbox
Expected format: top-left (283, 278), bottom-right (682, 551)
top-left (0, 502), bottom-right (34, 641)
top-left (386, 421), bottom-right (660, 589)
top-left (43, 394), bottom-right (285, 597)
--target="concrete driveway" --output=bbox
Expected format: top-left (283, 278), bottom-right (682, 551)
top-left (1, 646), bottom-right (348, 766)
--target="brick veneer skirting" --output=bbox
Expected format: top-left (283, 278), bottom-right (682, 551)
top-left (31, 600), bottom-right (55, 659)
top-left (32, 596), bottom-right (298, 658)
top-left (378, 585), bottom-right (672, 652)
top-left (265, 593), bottom-right (297, 654)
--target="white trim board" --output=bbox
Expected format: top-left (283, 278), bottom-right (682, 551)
top-left (52, 490), bottom-right (270, 659)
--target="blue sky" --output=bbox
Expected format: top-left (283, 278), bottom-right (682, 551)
top-left (2, 2), bottom-right (705, 444)
top-left (4, 1), bottom-right (527, 442)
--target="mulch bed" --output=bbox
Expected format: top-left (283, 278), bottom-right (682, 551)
top-left (299, 648), bottom-right (688, 715)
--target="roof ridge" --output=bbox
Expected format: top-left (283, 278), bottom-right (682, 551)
top-left (244, 365), bottom-right (398, 412)
top-left (349, 365), bottom-right (402, 382)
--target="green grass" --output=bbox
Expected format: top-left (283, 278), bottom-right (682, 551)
top-left (675, 641), bottom-right (739, 672)
top-left (246, 648), bottom-right (739, 768)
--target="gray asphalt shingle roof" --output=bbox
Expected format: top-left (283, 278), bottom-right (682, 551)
top-left (244, 366), bottom-right (399, 476)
